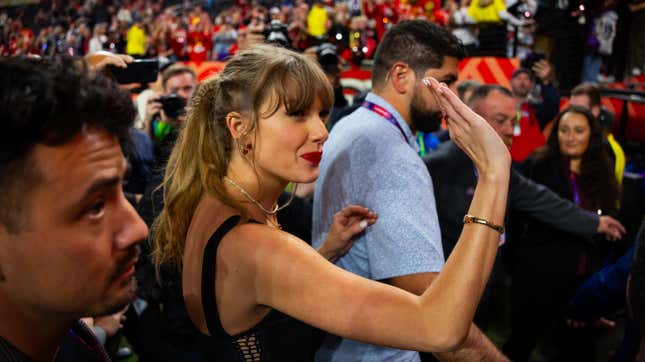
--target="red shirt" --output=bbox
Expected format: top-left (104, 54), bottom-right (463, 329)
top-left (363, 1), bottom-right (398, 41)
top-left (170, 27), bottom-right (188, 59)
top-left (510, 102), bottom-right (546, 162)
top-left (188, 30), bottom-right (212, 63)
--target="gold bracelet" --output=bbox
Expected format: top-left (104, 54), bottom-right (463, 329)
top-left (463, 214), bottom-right (504, 234)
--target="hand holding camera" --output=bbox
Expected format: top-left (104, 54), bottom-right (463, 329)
top-left (144, 92), bottom-right (187, 131)
top-left (158, 94), bottom-right (187, 119)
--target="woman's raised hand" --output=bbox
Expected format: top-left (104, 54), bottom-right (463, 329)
top-left (423, 77), bottom-right (510, 179)
top-left (317, 205), bottom-right (378, 262)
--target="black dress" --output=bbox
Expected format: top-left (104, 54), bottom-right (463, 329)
top-left (201, 215), bottom-right (324, 361)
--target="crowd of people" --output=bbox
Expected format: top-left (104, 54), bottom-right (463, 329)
top-left (1, 0), bottom-right (644, 86)
top-left (0, 1), bottom-right (644, 362)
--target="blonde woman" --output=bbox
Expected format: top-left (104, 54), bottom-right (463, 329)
top-left (153, 44), bottom-right (510, 361)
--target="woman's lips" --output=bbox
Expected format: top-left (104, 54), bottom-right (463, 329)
top-left (301, 151), bottom-right (323, 165)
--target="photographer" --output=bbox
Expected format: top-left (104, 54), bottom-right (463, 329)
top-left (122, 63), bottom-right (200, 361)
top-left (308, 43), bottom-right (349, 130)
top-left (143, 64), bottom-right (197, 167)
top-left (508, 55), bottom-right (560, 163)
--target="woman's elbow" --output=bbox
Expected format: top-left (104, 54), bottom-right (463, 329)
top-left (422, 324), bottom-right (469, 352)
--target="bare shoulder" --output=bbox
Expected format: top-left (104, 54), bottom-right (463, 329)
top-left (217, 223), bottom-right (315, 270)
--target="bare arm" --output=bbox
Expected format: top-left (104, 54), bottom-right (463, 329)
top-left (227, 213), bottom-right (503, 352)
top-left (434, 324), bottom-right (508, 361)
top-left (387, 274), bottom-right (507, 361)
top-left (509, 169), bottom-right (625, 240)
top-left (217, 80), bottom-right (511, 352)
top-left (248, 168), bottom-right (508, 352)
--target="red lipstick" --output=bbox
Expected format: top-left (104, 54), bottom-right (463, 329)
top-left (301, 151), bottom-right (323, 165)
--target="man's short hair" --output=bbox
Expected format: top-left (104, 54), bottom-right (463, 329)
top-left (371, 20), bottom-right (466, 90)
top-left (457, 80), bottom-right (481, 101)
top-left (161, 64), bottom-right (197, 89)
top-left (0, 56), bottom-right (135, 233)
top-left (511, 68), bottom-right (531, 79)
top-left (466, 84), bottom-right (514, 107)
top-left (571, 82), bottom-right (602, 108)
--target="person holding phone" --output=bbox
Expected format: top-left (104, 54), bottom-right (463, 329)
top-left (152, 39), bottom-right (511, 360)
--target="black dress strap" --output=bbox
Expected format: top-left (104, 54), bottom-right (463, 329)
top-left (202, 215), bottom-right (241, 336)
top-left (197, 215), bottom-right (322, 361)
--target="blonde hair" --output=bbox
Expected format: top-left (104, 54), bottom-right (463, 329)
top-left (152, 44), bottom-right (333, 272)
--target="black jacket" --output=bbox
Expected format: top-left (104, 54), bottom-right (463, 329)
top-left (424, 141), bottom-right (599, 257)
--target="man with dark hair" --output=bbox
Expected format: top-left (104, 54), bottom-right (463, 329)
top-left (314, 20), bottom-right (506, 361)
top-left (456, 79), bottom-right (481, 102)
top-left (569, 82), bottom-right (626, 185)
top-left (0, 57), bottom-right (148, 361)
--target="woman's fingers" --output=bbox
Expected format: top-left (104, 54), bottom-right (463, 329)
top-left (423, 76), bottom-right (509, 175)
top-left (339, 205), bottom-right (370, 216)
top-left (421, 79), bottom-right (470, 145)
top-left (337, 205), bottom-right (378, 224)
top-left (423, 77), bottom-right (469, 130)
top-left (431, 78), bottom-right (480, 127)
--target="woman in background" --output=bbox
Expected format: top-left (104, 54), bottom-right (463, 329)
top-left (505, 105), bottom-right (621, 361)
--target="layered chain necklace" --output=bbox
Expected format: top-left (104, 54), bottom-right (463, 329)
top-left (223, 176), bottom-right (297, 216)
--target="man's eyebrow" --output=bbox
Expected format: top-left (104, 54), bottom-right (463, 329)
top-left (440, 74), bottom-right (458, 84)
top-left (492, 112), bottom-right (514, 121)
top-left (75, 177), bottom-right (121, 206)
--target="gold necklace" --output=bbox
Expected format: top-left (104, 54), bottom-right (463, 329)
top-left (223, 176), bottom-right (297, 215)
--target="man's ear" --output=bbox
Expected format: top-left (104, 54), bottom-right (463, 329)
top-left (225, 112), bottom-right (250, 140)
top-left (389, 62), bottom-right (414, 94)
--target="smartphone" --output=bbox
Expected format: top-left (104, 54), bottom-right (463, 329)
top-left (110, 58), bottom-right (159, 84)
top-left (521, 52), bottom-right (546, 71)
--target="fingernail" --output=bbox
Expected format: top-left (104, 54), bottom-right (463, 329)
top-left (422, 79), bottom-right (431, 87)
top-left (359, 220), bottom-right (368, 229)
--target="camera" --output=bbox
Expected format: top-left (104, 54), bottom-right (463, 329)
top-left (158, 94), bottom-right (186, 119)
top-left (263, 20), bottom-right (290, 47)
top-left (317, 43), bottom-right (340, 74)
